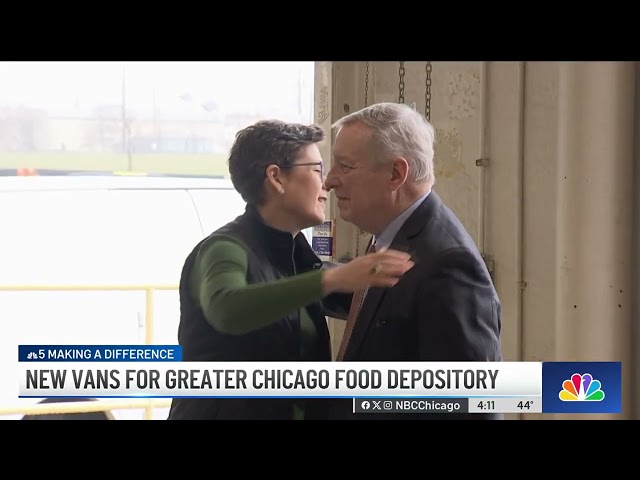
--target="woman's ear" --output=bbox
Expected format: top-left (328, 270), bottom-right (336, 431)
top-left (265, 164), bottom-right (285, 195)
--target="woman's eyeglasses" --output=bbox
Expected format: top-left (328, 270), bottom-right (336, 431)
top-left (280, 162), bottom-right (324, 179)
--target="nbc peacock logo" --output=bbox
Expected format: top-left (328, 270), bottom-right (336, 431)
top-left (559, 373), bottom-right (605, 401)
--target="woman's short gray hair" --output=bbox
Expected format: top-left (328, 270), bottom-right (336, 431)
top-left (333, 102), bottom-right (435, 185)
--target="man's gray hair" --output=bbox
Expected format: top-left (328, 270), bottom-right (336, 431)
top-left (332, 102), bottom-right (435, 185)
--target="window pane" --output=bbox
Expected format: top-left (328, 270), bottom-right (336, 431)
top-left (0, 61), bottom-right (315, 176)
top-left (188, 188), bottom-right (247, 235)
top-left (0, 61), bottom-right (317, 419)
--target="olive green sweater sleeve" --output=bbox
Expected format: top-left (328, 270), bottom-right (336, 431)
top-left (190, 236), bottom-right (325, 335)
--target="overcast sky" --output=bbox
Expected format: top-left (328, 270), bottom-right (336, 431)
top-left (0, 61), bottom-right (315, 121)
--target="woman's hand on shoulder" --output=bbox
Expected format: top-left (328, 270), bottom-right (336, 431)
top-left (320, 247), bottom-right (414, 294)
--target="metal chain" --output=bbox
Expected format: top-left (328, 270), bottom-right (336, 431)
top-left (364, 61), bottom-right (369, 107)
top-left (353, 62), bottom-right (431, 260)
top-left (354, 61), bottom-right (371, 260)
top-left (425, 62), bottom-right (432, 121)
top-left (398, 61), bottom-right (405, 103)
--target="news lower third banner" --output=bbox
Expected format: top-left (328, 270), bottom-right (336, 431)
top-left (17, 345), bottom-right (622, 414)
top-left (18, 344), bottom-right (182, 362)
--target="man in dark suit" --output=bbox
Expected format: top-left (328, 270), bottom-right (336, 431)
top-left (323, 102), bottom-right (502, 420)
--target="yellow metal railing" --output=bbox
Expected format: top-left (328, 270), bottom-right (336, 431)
top-left (0, 284), bottom-right (178, 420)
top-left (0, 399), bottom-right (172, 419)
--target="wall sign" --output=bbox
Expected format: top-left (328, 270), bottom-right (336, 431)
top-left (311, 220), bottom-right (334, 257)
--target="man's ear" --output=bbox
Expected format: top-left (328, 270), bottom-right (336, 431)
top-left (390, 157), bottom-right (409, 190)
top-left (265, 164), bottom-right (285, 195)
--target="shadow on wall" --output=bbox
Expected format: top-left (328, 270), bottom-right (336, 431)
top-left (21, 398), bottom-right (114, 420)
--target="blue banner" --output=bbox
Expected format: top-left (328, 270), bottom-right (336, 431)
top-left (18, 345), bottom-right (182, 362)
top-left (542, 361), bottom-right (621, 414)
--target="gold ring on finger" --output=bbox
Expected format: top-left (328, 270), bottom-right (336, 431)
top-left (369, 263), bottom-right (383, 275)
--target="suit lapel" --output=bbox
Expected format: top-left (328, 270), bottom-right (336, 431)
top-left (343, 191), bottom-right (442, 360)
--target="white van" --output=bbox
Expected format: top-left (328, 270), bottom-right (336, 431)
top-left (0, 172), bottom-right (252, 420)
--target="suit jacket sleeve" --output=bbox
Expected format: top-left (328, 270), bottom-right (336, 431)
top-left (417, 247), bottom-right (501, 361)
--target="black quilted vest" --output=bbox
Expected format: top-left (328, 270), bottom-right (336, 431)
top-left (167, 205), bottom-right (331, 420)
